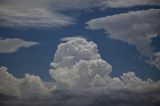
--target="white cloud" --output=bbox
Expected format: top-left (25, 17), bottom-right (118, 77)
top-left (0, 66), bottom-right (54, 98)
top-left (50, 38), bottom-right (160, 91)
top-left (121, 71), bottom-right (160, 89)
top-left (0, 38), bottom-right (160, 105)
top-left (0, 66), bottom-right (21, 97)
top-left (49, 38), bottom-right (111, 89)
top-left (0, 6), bottom-right (73, 28)
top-left (86, 9), bottom-right (160, 69)
top-left (102, 0), bottom-right (160, 8)
top-left (0, 38), bottom-right (39, 54)
top-left (87, 9), bottom-right (160, 56)
top-left (147, 52), bottom-right (160, 70)
top-left (60, 36), bottom-right (87, 42)
top-left (1, 0), bottom-right (160, 28)
top-left (20, 73), bottom-right (50, 98)
top-left (0, 0), bottom-right (74, 28)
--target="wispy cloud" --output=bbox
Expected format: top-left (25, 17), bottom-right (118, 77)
top-left (0, 0), bottom-right (160, 28)
top-left (0, 0), bottom-right (74, 28)
top-left (60, 36), bottom-right (87, 42)
top-left (0, 38), bottom-right (39, 54)
top-left (102, 0), bottom-right (160, 8)
top-left (86, 9), bottom-right (160, 70)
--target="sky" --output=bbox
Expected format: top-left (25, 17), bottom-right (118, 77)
top-left (0, 0), bottom-right (160, 106)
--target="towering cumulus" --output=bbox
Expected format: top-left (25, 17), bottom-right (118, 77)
top-left (49, 38), bottom-right (112, 90)
top-left (0, 38), bottom-right (160, 106)
top-left (49, 38), bottom-right (160, 92)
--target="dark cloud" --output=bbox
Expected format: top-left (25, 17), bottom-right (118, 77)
top-left (0, 93), bottom-right (17, 106)
top-left (0, 89), bottom-right (160, 106)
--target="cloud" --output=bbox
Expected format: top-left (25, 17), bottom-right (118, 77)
top-left (1, 89), bottom-right (160, 106)
top-left (147, 52), bottom-right (160, 70)
top-left (0, 66), bottom-right (54, 98)
top-left (0, 67), bottom-right (21, 97)
top-left (1, 0), bottom-right (160, 28)
top-left (0, 38), bottom-right (39, 54)
top-left (49, 38), bottom-right (112, 89)
top-left (0, 0), bottom-right (74, 28)
top-left (86, 9), bottom-right (160, 56)
top-left (0, 6), bottom-right (73, 28)
top-left (102, 0), bottom-right (160, 8)
top-left (86, 9), bottom-right (160, 69)
top-left (50, 38), bottom-right (160, 90)
top-left (1, 38), bottom-right (160, 105)
top-left (60, 36), bottom-right (87, 42)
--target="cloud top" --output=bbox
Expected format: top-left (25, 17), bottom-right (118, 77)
top-left (49, 38), bottom-right (160, 91)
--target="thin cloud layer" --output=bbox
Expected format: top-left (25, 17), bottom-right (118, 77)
top-left (0, 0), bottom-right (74, 28)
top-left (0, 0), bottom-right (160, 28)
top-left (102, 0), bottom-right (160, 8)
top-left (60, 36), bottom-right (87, 42)
top-left (0, 38), bottom-right (160, 106)
top-left (87, 9), bottom-right (160, 70)
top-left (0, 38), bottom-right (39, 54)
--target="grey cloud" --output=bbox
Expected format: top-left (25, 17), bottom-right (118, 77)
top-left (0, 7), bottom-right (73, 28)
top-left (0, 66), bottom-right (54, 98)
top-left (87, 9), bottom-right (160, 56)
top-left (0, 0), bottom-right (74, 28)
top-left (0, 38), bottom-right (39, 54)
top-left (49, 38), bottom-right (111, 90)
top-left (102, 0), bottom-right (160, 8)
top-left (0, 89), bottom-right (160, 106)
top-left (50, 38), bottom-right (160, 91)
top-left (0, 67), bottom-right (21, 97)
top-left (86, 9), bottom-right (160, 69)
top-left (1, 38), bottom-right (160, 106)
top-left (1, 0), bottom-right (160, 28)
top-left (147, 52), bottom-right (160, 70)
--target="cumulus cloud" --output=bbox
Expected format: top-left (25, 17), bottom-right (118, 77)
top-left (87, 9), bottom-right (160, 69)
top-left (147, 52), bottom-right (160, 70)
top-left (1, 0), bottom-right (160, 28)
top-left (0, 38), bottom-right (39, 54)
top-left (0, 67), bottom-right (21, 97)
top-left (49, 38), bottom-right (112, 89)
top-left (0, 66), bottom-right (54, 98)
top-left (1, 38), bottom-right (160, 106)
top-left (50, 38), bottom-right (160, 91)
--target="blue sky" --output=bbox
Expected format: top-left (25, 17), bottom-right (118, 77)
top-left (0, 3), bottom-right (160, 81)
top-left (0, 1), bottom-right (160, 105)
